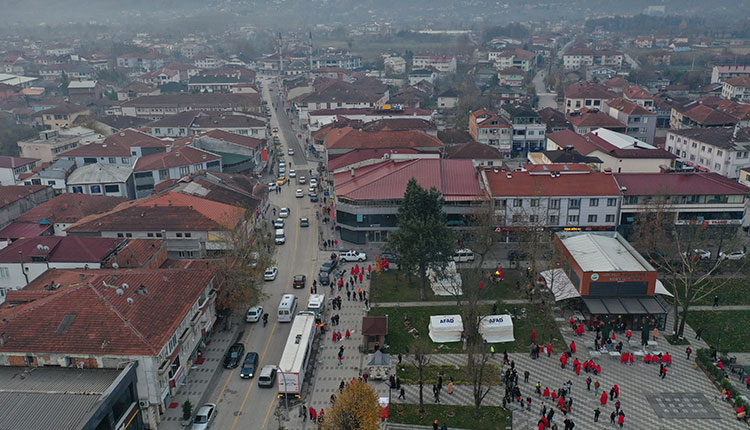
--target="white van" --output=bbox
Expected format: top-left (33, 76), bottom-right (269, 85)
top-left (453, 248), bottom-right (475, 263)
top-left (277, 294), bottom-right (298, 322)
top-left (307, 294), bottom-right (326, 322)
top-left (275, 228), bottom-right (286, 245)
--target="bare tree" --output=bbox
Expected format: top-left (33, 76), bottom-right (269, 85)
top-left (409, 337), bottom-right (432, 414)
top-left (631, 202), bottom-right (748, 337)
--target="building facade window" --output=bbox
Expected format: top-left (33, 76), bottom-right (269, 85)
top-left (550, 199), bottom-right (560, 209)
top-left (589, 198), bottom-right (599, 207)
top-left (607, 198), bottom-right (617, 206)
top-left (569, 199), bottom-right (581, 209)
top-left (588, 214), bottom-right (598, 223)
top-left (568, 215), bottom-right (579, 224)
top-left (606, 214), bottom-right (615, 223)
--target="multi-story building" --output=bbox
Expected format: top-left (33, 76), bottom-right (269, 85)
top-left (13, 193), bottom-right (127, 236)
top-left (33, 103), bottom-right (91, 131)
top-left (0, 267), bottom-right (217, 430)
top-left (469, 109), bottom-right (512, 153)
top-left (59, 129), bottom-right (169, 169)
top-left (670, 103), bottom-right (739, 129)
top-left (116, 52), bottom-right (166, 71)
top-left (604, 98), bottom-right (657, 145)
top-left (563, 48), bottom-right (623, 70)
top-left (117, 94), bottom-right (262, 121)
top-left (0, 185), bottom-right (55, 229)
top-left (148, 111), bottom-right (267, 139)
top-left (500, 104), bottom-right (546, 155)
top-left (548, 128), bottom-right (675, 173)
top-left (721, 76), bottom-right (750, 102)
top-left (614, 172), bottom-right (750, 231)
top-left (412, 55), bottom-right (457, 74)
top-left (383, 56), bottom-right (406, 75)
top-left (312, 54), bottom-right (362, 70)
top-left (481, 166), bottom-right (622, 239)
top-left (333, 158), bottom-right (486, 244)
top-left (711, 65), bottom-right (750, 84)
top-left (0, 156), bottom-right (38, 185)
top-left (623, 86), bottom-right (655, 111)
top-left (66, 163), bottom-right (135, 199)
top-left (490, 48), bottom-right (537, 72)
top-left (133, 146), bottom-right (222, 198)
top-left (564, 82), bottom-right (618, 114)
top-left (666, 127), bottom-right (750, 179)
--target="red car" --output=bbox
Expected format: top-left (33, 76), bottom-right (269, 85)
top-left (292, 275), bottom-right (306, 289)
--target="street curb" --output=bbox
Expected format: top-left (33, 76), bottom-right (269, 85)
top-left (197, 323), bottom-right (243, 408)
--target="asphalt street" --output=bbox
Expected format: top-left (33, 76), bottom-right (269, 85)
top-left (203, 75), bottom-right (321, 429)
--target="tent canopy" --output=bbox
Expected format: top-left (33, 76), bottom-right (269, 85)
top-left (428, 314), bottom-right (463, 343)
top-left (367, 349), bottom-right (391, 366)
top-left (540, 268), bottom-right (580, 301)
top-left (479, 314), bottom-right (515, 343)
top-left (654, 279), bottom-right (674, 297)
top-left (428, 261), bottom-right (463, 296)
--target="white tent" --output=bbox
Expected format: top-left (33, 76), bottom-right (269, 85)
top-left (428, 314), bottom-right (463, 343)
top-left (654, 279), bottom-right (674, 297)
top-left (428, 261), bottom-right (463, 296)
top-left (540, 268), bottom-right (580, 301)
top-left (479, 314), bottom-right (515, 343)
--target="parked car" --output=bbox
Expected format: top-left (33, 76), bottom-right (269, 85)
top-left (300, 217), bottom-right (309, 227)
top-left (267, 182), bottom-right (277, 191)
top-left (191, 403), bottom-right (217, 430)
top-left (246, 306), bottom-right (263, 323)
top-left (310, 178), bottom-right (318, 187)
top-left (239, 352), bottom-right (260, 379)
top-left (720, 250), bottom-right (745, 261)
top-left (293, 274), bottom-right (306, 289)
top-left (309, 193), bottom-right (318, 202)
top-left (682, 249), bottom-right (711, 260)
top-left (321, 255), bottom-right (339, 273)
top-left (223, 343), bottom-right (245, 368)
top-left (380, 252), bottom-right (399, 263)
top-left (339, 249), bottom-right (367, 262)
top-left (318, 270), bottom-right (331, 285)
top-left (264, 267), bottom-right (278, 281)
top-left (279, 208), bottom-right (290, 218)
top-left (258, 365), bottom-right (277, 388)
top-left (273, 218), bottom-right (284, 229)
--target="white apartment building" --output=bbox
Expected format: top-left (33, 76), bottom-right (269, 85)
top-left (722, 76), bottom-right (750, 102)
top-left (666, 127), bottom-right (750, 179)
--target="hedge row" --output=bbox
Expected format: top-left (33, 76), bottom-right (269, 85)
top-left (696, 348), bottom-right (748, 411)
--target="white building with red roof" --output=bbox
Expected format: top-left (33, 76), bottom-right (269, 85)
top-left (333, 158), bottom-right (485, 244)
top-left (0, 267), bottom-right (217, 429)
top-left (721, 75), bottom-right (750, 102)
top-left (0, 156), bottom-right (38, 185)
top-left (481, 165), bottom-right (622, 236)
top-left (133, 146), bottom-right (222, 198)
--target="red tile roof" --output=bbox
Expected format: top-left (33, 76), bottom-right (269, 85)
top-left (334, 159), bottom-right (485, 202)
top-left (683, 104), bottom-right (738, 125)
top-left (0, 268), bottom-right (214, 356)
top-left (565, 82), bottom-right (618, 100)
top-left (724, 76), bottom-right (750, 87)
top-left (0, 237), bottom-right (124, 263)
top-left (60, 129), bottom-right (169, 157)
top-left (0, 185), bottom-right (50, 208)
top-left (547, 130), bottom-right (597, 153)
top-left (470, 109), bottom-right (511, 128)
top-left (623, 85), bottom-right (653, 100)
top-left (102, 239), bottom-right (165, 268)
top-left (15, 193), bottom-right (127, 224)
top-left (198, 129), bottom-right (263, 149)
top-left (0, 156), bottom-right (38, 169)
top-left (568, 111), bottom-right (626, 129)
top-left (0, 222), bottom-right (51, 240)
top-left (325, 127), bottom-right (444, 151)
top-left (523, 163), bottom-right (592, 173)
top-left (66, 191), bottom-right (245, 233)
top-left (614, 172), bottom-right (750, 196)
top-left (605, 98), bottom-right (654, 116)
top-left (484, 169), bottom-right (621, 197)
top-left (134, 146), bottom-right (221, 172)
top-left (328, 148), bottom-right (420, 171)
top-left (445, 142), bottom-right (503, 159)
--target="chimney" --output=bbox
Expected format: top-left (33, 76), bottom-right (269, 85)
top-left (350, 167), bottom-right (355, 177)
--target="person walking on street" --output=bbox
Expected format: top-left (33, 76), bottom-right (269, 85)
top-left (586, 376), bottom-right (592, 391)
top-left (610, 410), bottom-right (616, 424)
top-left (594, 380), bottom-right (600, 396)
top-left (714, 295), bottom-right (720, 307)
top-left (696, 327), bottom-right (703, 340)
top-left (399, 387), bottom-right (405, 399)
top-left (618, 411), bottom-right (625, 428)
top-left (594, 407), bottom-right (600, 422)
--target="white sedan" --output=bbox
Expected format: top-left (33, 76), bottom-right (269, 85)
top-left (279, 208), bottom-right (290, 218)
top-left (264, 267), bottom-right (278, 281)
top-left (246, 306), bottom-right (263, 322)
top-left (288, 148), bottom-right (295, 155)
top-left (720, 250), bottom-right (745, 261)
top-left (267, 182), bottom-right (277, 191)
top-left (295, 189), bottom-right (304, 198)
top-left (289, 169), bottom-right (296, 178)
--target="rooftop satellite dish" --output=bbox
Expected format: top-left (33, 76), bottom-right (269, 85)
top-left (116, 288), bottom-right (124, 295)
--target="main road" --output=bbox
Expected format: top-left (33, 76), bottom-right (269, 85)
top-left (205, 74), bottom-right (320, 429)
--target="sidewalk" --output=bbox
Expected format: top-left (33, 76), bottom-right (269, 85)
top-left (158, 321), bottom-right (241, 429)
top-left (372, 299), bottom-right (529, 308)
top-left (690, 305), bottom-right (750, 311)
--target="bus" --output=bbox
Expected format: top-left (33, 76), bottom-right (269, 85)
top-left (277, 311), bottom-right (317, 398)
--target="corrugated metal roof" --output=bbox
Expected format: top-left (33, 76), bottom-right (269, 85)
top-left (67, 163), bottom-right (133, 185)
top-left (561, 233), bottom-right (647, 272)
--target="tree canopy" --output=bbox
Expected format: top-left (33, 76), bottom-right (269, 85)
top-left (388, 178), bottom-right (455, 300)
top-left (322, 379), bottom-right (380, 430)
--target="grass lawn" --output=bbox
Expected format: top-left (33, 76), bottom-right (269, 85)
top-left (686, 310), bottom-right (750, 353)
top-left (665, 334), bottom-right (691, 345)
top-left (369, 303), bottom-right (566, 354)
top-left (369, 269), bottom-right (524, 304)
top-left (389, 403), bottom-right (512, 430)
top-left (665, 278), bottom-right (750, 306)
top-left (396, 363), bottom-right (500, 385)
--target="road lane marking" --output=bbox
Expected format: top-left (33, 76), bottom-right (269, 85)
top-left (234, 190), bottom-right (305, 429)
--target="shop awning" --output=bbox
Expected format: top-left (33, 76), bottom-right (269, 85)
top-left (583, 296), bottom-right (667, 316)
top-left (654, 280), bottom-right (674, 297)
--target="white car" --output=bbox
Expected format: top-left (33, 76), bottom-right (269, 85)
top-left (310, 178), bottom-right (318, 187)
top-left (279, 208), bottom-right (289, 218)
top-left (289, 169), bottom-right (296, 178)
top-left (272, 127), bottom-right (279, 133)
top-left (339, 250), bottom-right (367, 262)
top-left (298, 176), bottom-right (306, 184)
top-left (267, 182), bottom-right (277, 191)
top-left (191, 403), bottom-right (217, 430)
top-left (273, 218), bottom-right (284, 229)
top-left (720, 250), bottom-right (745, 261)
top-left (308, 187), bottom-right (316, 195)
top-left (288, 148), bottom-right (295, 155)
top-left (246, 305), bottom-right (263, 322)
top-left (295, 189), bottom-right (304, 198)
top-left (682, 249), bottom-right (711, 260)
top-left (264, 267), bottom-right (278, 281)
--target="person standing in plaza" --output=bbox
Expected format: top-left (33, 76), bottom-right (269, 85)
top-left (686, 346), bottom-right (692, 360)
top-left (618, 411), bottom-right (625, 428)
top-left (593, 407), bottom-right (600, 422)
top-left (399, 387), bottom-right (405, 399)
top-left (594, 380), bottom-right (600, 396)
top-left (586, 376), bottom-right (592, 391)
top-left (600, 390), bottom-right (608, 406)
top-left (524, 370), bottom-right (530, 383)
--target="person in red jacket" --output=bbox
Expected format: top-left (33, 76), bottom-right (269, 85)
top-left (546, 344), bottom-right (553, 357)
top-left (600, 390), bottom-right (608, 405)
top-left (570, 341), bottom-right (577, 354)
top-left (618, 411), bottom-right (625, 428)
top-left (613, 384), bottom-right (619, 398)
top-left (543, 387), bottom-right (551, 398)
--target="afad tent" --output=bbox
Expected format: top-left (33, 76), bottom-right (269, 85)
top-left (479, 314), bottom-right (515, 343)
top-left (428, 314), bottom-right (463, 343)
